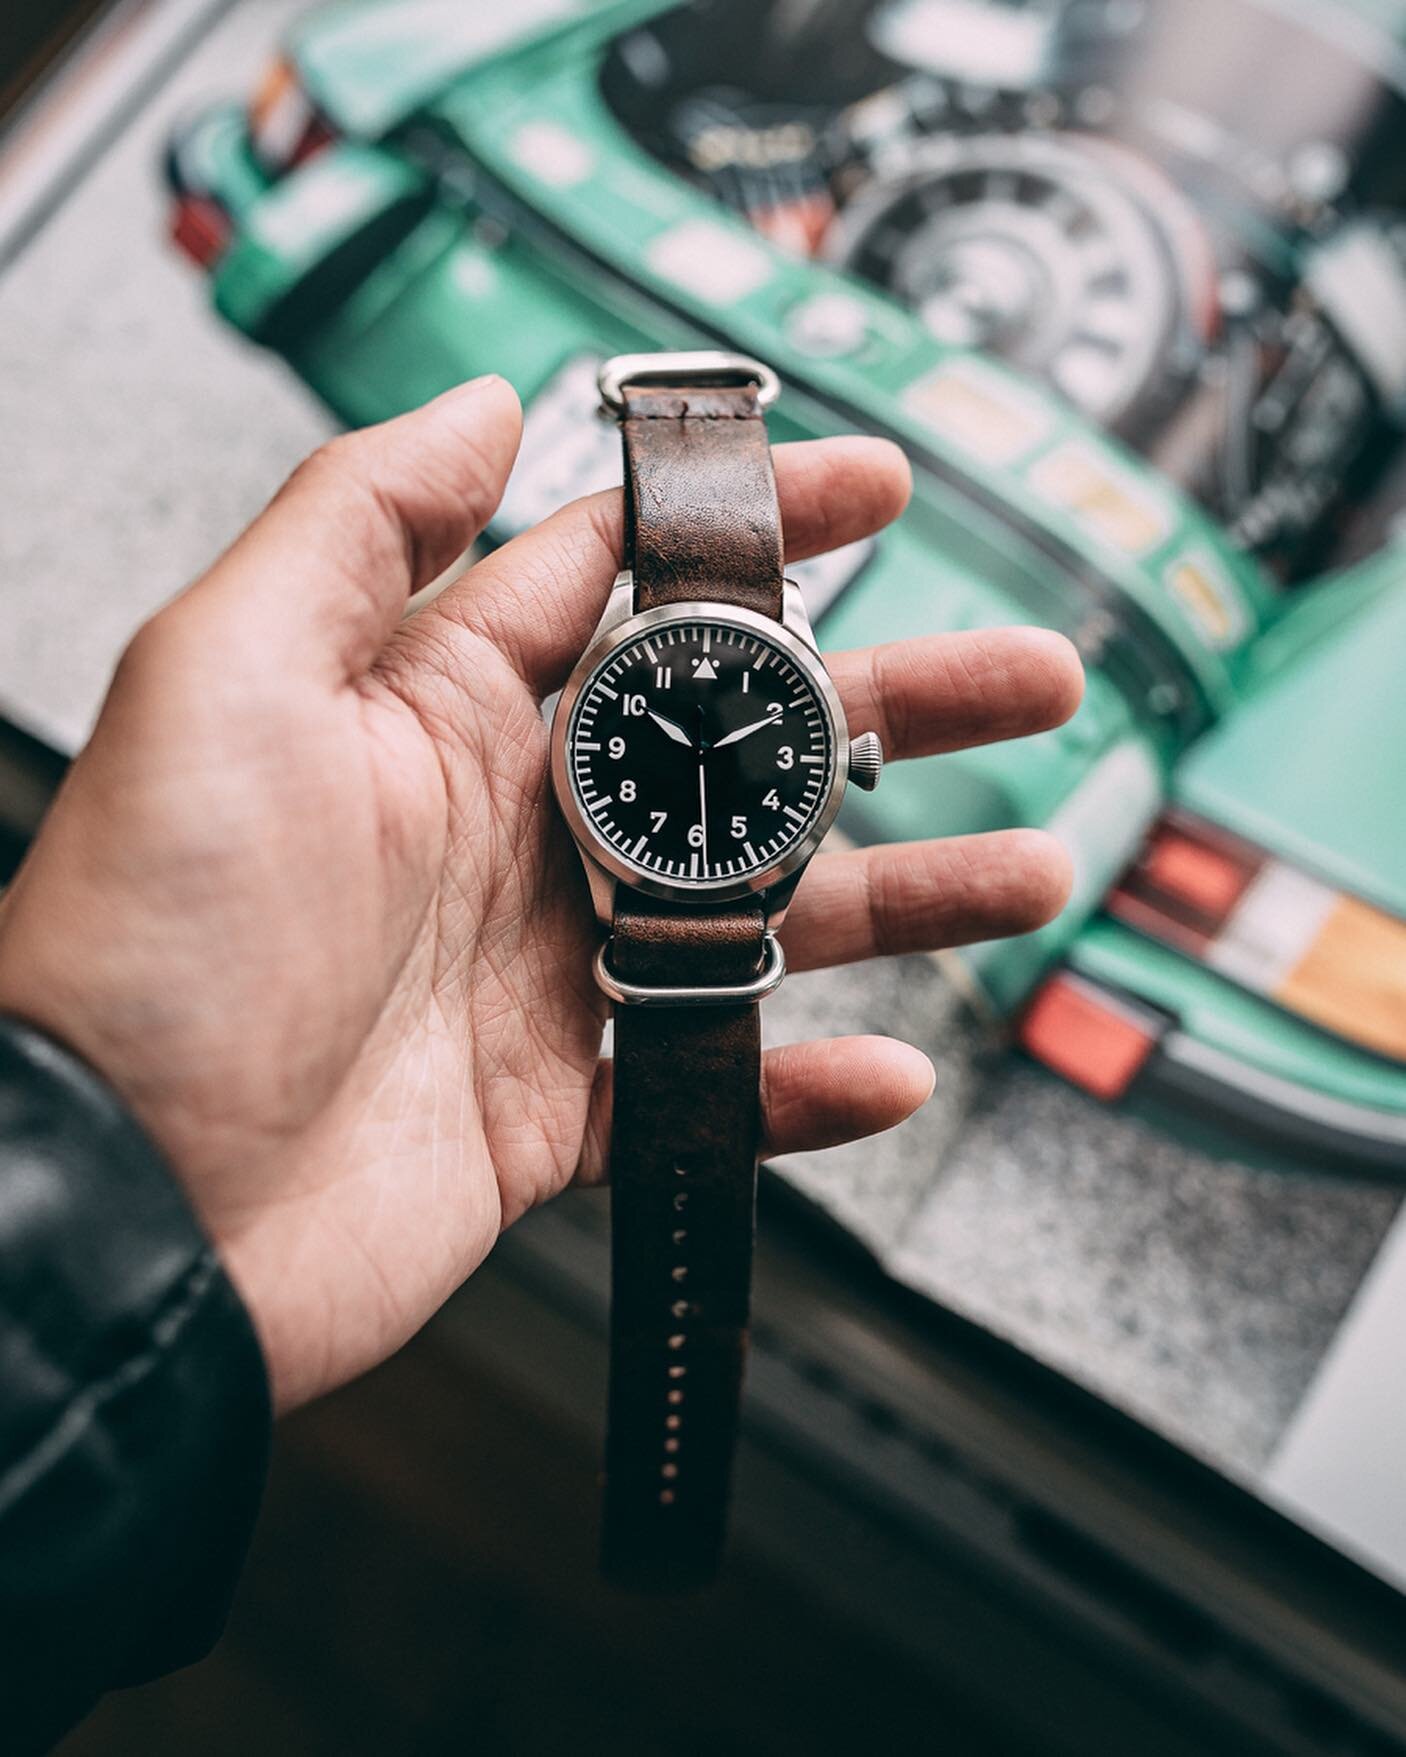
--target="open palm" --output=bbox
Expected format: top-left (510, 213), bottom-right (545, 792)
top-left (0, 377), bottom-right (1082, 1409)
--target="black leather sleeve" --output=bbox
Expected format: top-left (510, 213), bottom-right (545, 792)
top-left (0, 1017), bottom-right (272, 1754)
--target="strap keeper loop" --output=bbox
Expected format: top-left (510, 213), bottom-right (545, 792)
top-left (593, 933), bottom-right (785, 1006)
top-left (598, 350), bottom-right (781, 414)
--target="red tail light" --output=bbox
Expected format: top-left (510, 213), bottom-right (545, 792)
top-left (1108, 815), bottom-right (1261, 954)
top-left (1019, 973), bottom-right (1161, 1101)
top-left (170, 193), bottom-right (230, 268)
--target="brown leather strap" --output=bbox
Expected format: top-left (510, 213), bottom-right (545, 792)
top-left (620, 382), bottom-right (784, 618)
top-left (601, 371), bottom-right (783, 1589)
top-left (602, 896), bottom-right (765, 1591)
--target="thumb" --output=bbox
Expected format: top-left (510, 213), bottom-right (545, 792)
top-left (161, 374), bottom-right (523, 685)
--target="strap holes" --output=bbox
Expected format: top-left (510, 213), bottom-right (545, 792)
top-left (671, 1229), bottom-right (687, 1245)
top-left (666, 1413), bottom-right (682, 1429)
top-left (671, 1265), bottom-right (688, 1281)
top-left (664, 1437), bottom-right (680, 1454)
top-left (667, 1388), bottom-right (685, 1404)
top-left (661, 1463), bottom-right (679, 1480)
top-left (673, 1193), bottom-right (688, 1211)
top-left (671, 1300), bottom-right (690, 1319)
top-left (667, 1333), bottom-right (686, 1349)
top-left (659, 1489), bottom-right (676, 1506)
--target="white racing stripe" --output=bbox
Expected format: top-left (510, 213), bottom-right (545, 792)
top-left (1206, 862), bottom-right (1339, 993)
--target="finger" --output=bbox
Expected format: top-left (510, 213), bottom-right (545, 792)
top-left (574, 1034), bottom-right (935, 1185)
top-left (762, 1035), bottom-right (935, 1157)
top-left (781, 830), bottom-right (1074, 973)
top-left (165, 375), bottom-right (523, 684)
top-left (829, 626), bottom-right (1083, 761)
top-left (429, 435), bottom-right (912, 692)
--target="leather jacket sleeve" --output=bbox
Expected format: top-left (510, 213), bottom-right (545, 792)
top-left (0, 1017), bottom-right (271, 1753)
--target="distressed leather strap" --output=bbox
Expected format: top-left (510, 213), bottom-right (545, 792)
top-left (602, 897), bottom-right (766, 1590)
top-left (620, 382), bottom-right (784, 618)
top-left (602, 373), bottom-right (783, 1590)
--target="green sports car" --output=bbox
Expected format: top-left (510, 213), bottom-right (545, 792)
top-left (165, 0), bottom-right (1406, 1172)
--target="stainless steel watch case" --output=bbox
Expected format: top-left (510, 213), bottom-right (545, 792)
top-left (549, 573), bottom-right (850, 932)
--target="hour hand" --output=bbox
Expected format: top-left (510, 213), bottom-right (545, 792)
top-left (648, 710), bottom-right (694, 747)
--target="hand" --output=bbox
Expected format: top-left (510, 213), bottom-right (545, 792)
top-left (712, 710), bottom-right (779, 750)
top-left (0, 376), bottom-right (1082, 1411)
top-left (648, 709), bottom-right (694, 748)
top-left (697, 758), bottom-right (709, 869)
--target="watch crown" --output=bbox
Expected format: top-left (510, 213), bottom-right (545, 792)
top-left (847, 731), bottom-right (884, 791)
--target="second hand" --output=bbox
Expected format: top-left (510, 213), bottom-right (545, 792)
top-left (698, 757), bottom-right (708, 871)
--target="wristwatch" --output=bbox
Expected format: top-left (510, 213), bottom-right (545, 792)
top-left (550, 351), bottom-right (884, 1590)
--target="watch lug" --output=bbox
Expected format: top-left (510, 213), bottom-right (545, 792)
top-left (761, 864), bottom-right (807, 932)
top-left (781, 578), bottom-right (819, 651)
top-left (574, 847), bottom-right (618, 929)
top-left (590, 569), bottom-right (637, 641)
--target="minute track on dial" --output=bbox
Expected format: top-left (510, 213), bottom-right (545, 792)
top-left (567, 617), bottom-right (835, 886)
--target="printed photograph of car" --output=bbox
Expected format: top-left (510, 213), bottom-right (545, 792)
top-left (164, 0), bottom-right (1406, 1173)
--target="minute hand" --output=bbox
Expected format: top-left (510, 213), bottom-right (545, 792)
top-left (712, 712), bottom-right (780, 750)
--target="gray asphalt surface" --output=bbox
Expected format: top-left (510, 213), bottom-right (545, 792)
top-left (0, 0), bottom-right (1397, 1482)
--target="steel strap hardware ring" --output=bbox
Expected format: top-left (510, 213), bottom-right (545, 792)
top-left (593, 932), bottom-right (786, 1006)
top-left (597, 350), bottom-right (781, 414)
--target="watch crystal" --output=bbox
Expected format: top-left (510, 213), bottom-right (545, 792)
top-left (567, 617), bottom-right (836, 886)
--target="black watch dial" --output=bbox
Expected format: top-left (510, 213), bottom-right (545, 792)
top-left (567, 616), bottom-right (837, 886)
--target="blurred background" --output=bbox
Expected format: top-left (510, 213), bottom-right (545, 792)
top-left (3, 0), bottom-right (1406, 1750)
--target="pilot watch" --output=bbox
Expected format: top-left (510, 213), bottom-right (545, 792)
top-left (550, 351), bottom-right (883, 1589)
